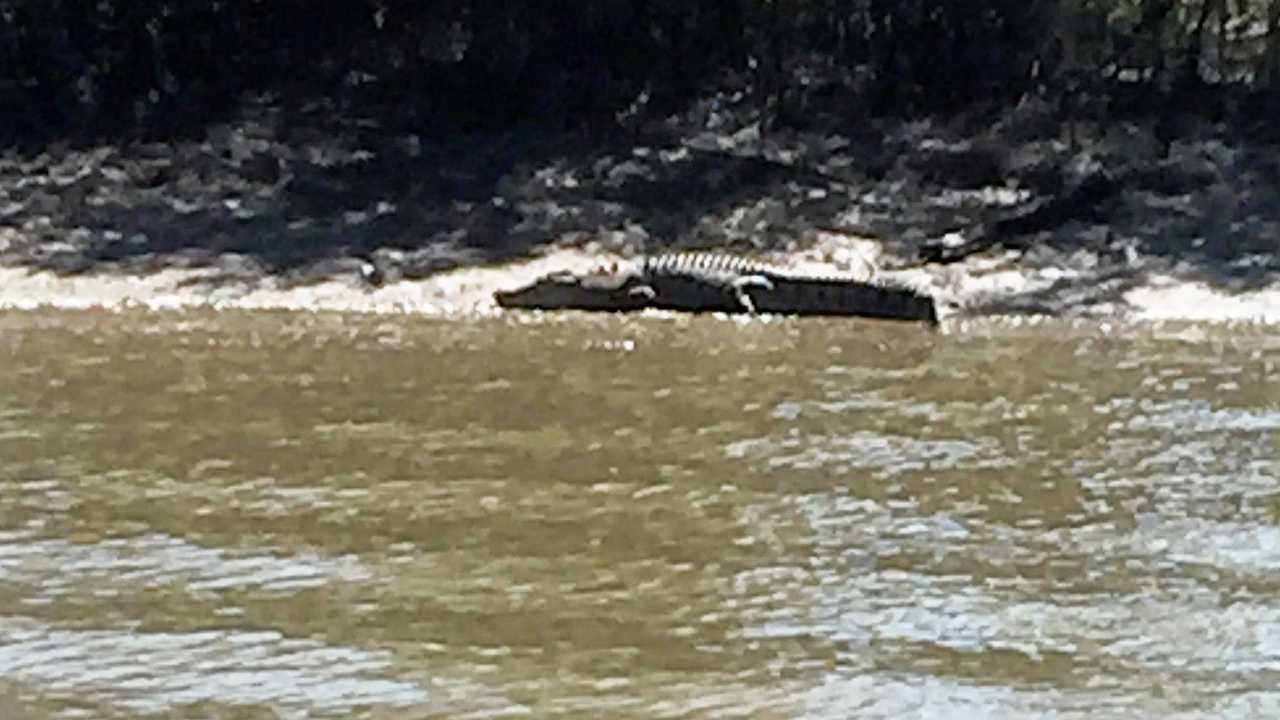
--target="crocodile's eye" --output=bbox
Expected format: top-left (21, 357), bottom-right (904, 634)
top-left (546, 271), bottom-right (577, 283)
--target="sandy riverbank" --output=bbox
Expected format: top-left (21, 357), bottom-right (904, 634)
top-left (3, 232), bottom-right (1279, 325)
top-left (4, 93), bottom-right (1280, 326)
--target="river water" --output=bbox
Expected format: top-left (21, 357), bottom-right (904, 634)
top-left (0, 308), bottom-right (1278, 719)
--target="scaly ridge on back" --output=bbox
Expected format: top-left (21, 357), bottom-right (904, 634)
top-left (643, 252), bottom-right (777, 279)
top-left (642, 251), bottom-right (870, 284)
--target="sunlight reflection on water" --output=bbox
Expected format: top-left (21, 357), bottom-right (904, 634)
top-left (0, 532), bottom-right (371, 596)
top-left (0, 621), bottom-right (429, 717)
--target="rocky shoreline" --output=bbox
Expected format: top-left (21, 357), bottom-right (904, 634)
top-left (2, 95), bottom-right (1279, 324)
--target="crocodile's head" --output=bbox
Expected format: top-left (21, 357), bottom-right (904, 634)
top-left (494, 270), bottom-right (654, 311)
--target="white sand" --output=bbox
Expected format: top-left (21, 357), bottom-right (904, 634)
top-left (1, 241), bottom-right (1278, 325)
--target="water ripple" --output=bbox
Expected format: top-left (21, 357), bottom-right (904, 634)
top-left (0, 532), bottom-right (371, 597)
top-left (725, 432), bottom-right (998, 476)
top-left (1127, 399), bottom-right (1280, 433)
top-left (0, 619), bottom-right (427, 717)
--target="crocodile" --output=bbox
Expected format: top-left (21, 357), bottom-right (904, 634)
top-left (495, 252), bottom-right (938, 323)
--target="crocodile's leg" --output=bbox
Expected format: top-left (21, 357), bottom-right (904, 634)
top-left (628, 284), bottom-right (657, 302)
top-left (731, 275), bottom-right (773, 314)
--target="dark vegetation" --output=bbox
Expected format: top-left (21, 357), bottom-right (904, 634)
top-left (2, 0), bottom-right (1279, 300)
top-left (8, 0), bottom-right (1278, 141)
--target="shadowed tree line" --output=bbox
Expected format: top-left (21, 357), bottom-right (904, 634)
top-left (4, 0), bottom-right (1280, 144)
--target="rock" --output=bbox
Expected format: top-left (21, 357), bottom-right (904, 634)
top-left (239, 153), bottom-right (281, 185)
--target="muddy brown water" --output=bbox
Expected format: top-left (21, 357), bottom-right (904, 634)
top-left (0, 308), bottom-right (1278, 719)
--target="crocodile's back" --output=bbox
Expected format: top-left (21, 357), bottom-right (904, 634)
top-left (629, 253), bottom-right (755, 312)
top-left (642, 251), bottom-right (936, 322)
top-left (643, 252), bottom-right (780, 282)
top-left (644, 252), bottom-right (872, 283)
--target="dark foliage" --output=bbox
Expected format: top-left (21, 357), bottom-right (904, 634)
top-left (0, 0), bottom-right (753, 142)
top-left (4, 0), bottom-right (1277, 145)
